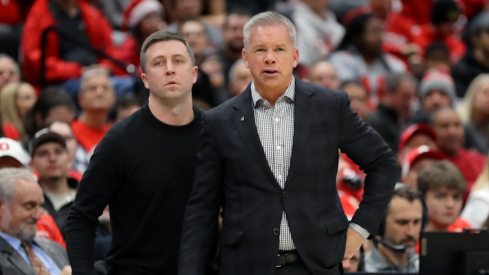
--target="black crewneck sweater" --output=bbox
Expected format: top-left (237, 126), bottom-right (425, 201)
top-left (66, 104), bottom-right (203, 275)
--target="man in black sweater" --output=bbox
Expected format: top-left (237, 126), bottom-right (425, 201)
top-left (65, 31), bottom-right (204, 275)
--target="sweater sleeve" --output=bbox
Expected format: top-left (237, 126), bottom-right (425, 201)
top-left (65, 131), bottom-right (124, 275)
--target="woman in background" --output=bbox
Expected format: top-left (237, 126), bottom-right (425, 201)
top-left (0, 82), bottom-right (37, 141)
top-left (457, 74), bottom-right (489, 154)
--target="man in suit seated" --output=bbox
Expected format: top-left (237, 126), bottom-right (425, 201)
top-left (0, 168), bottom-right (71, 275)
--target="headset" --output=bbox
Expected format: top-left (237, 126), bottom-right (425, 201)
top-left (375, 185), bottom-right (429, 253)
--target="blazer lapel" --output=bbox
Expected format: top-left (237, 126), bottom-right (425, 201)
top-left (285, 80), bottom-right (316, 188)
top-left (0, 237), bottom-right (35, 275)
top-left (232, 87), bottom-right (282, 191)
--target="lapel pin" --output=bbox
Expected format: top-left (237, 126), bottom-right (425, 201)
top-left (240, 116), bottom-right (245, 122)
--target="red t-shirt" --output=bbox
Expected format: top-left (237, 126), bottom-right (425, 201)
top-left (2, 123), bottom-right (20, 141)
top-left (71, 119), bottom-right (111, 152)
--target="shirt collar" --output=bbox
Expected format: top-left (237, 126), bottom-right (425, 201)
top-left (251, 77), bottom-right (295, 108)
top-left (0, 231), bottom-right (23, 251)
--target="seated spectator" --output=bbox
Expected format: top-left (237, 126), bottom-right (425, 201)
top-left (0, 137), bottom-right (30, 169)
top-left (0, 54), bottom-right (20, 92)
top-left (119, 0), bottom-right (166, 76)
top-left (402, 145), bottom-right (446, 188)
top-left (342, 0), bottom-right (420, 64)
top-left (417, 43), bottom-right (451, 78)
top-left (166, 0), bottom-right (222, 49)
top-left (452, 12), bottom-right (489, 98)
top-left (29, 130), bottom-right (78, 235)
top-left (227, 59), bottom-right (252, 98)
top-left (23, 87), bottom-right (76, 141)
top-left (96, 0), bottom-right (133, 32)
top-left (365, 185), bottom-right (423, 273)
top-left (48, 121), bottom-right (84, 179)
top-left (412, 0), bottom-right (466, 64)
top-left (0, 168), bottom-right (71, 275)
top-left (397, 124), bottom-right (438, 167)
top-left (71, 68), bottom-right (115, 158)
top-left (340, 80), bottom-right (370, 120)
top-left (457, 74), bottom-right (489, 154)
top-left (0, 82), bottom-right (37, 141)
top-left (292, 0), bottom-right (344, 67)
top-left (0, 0), bottom-right (26, 59)
top-left (410, 67), bottom-right (456, 124)
top-left (418, 160), bottom-right (472, 232)
top-left (365, 72), bottom-right (417, 154)
top-left (179, 18), bottom-right (222, 107)
top-left (431, 107), bottom-right (486, 199)
top-left (461, 150), bottom-right (489, 228)
top-left (0, 137), bottom-right (66, 247)
top-left (218, 9), bottom-right (251, 87)
top-left (329, 13), bottom-right (406, 107)
top-left (108, 95), bottom-right (142, 124)
top-left (21, 0), bottom-right (132, 95)
top-left (306, 60), bottom-right (340, 90)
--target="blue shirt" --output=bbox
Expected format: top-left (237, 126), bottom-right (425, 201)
top-left (0, 232), bottom-right (61, 275)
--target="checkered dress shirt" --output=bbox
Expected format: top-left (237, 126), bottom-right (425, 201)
top-left (251, 78), bottom-right (296, 251)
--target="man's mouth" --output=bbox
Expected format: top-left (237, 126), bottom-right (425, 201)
top-left (262, 70), bottom-right (278, 76)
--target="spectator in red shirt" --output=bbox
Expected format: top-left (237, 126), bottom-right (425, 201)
top-left (20, 0), bottom-right (132, 96)
top-left (412, 0), bottom-right (466, 64)
top-left (431, 107), bottom-right (486, 199)
top-left (71, 68), bottom-right (114, 155)
top-left (0, 82), bottom-right (37, 142)
top-left (417, 160), bottom-right (472, 232)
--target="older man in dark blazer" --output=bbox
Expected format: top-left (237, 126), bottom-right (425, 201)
top-left (179, 11), bottom-right (399, 275)
top-left (0, 168), bottom-right (70, 275)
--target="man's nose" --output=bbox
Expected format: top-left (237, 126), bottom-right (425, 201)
top-left (264, 50), bottom-right (276, 63)
top-left (166, 62), bottom-right (175, 75)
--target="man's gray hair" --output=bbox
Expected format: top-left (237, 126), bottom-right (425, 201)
top-left (384, 72), bottom-right (417, 93)
top-left (140, 31), bottom-right (195, 73)
top-left (0, 168), bottom-right (37, 205)
top-left (80, 67), bottom-right (112, 92)
top-left (243, 11), bottom-right (296, 48)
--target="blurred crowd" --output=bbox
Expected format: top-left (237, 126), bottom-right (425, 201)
top-left (1, 0), bottom-right (489, 273)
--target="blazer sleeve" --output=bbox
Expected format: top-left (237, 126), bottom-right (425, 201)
top-left (179, 112), bottom-right (223, 275)
top-left (338, 92), bottom-right (399, 236)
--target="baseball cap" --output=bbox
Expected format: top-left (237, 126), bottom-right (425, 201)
top-left (469, 12), bottom-right (489, 36)
top-left (402, 145), bottom-right (446, 178)
top-left (0, 138), bottom-right (31, 166)
top-left (398, 124), bottom-right (437, 152)
top-left (28, 128), bottom-right (66, 157)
